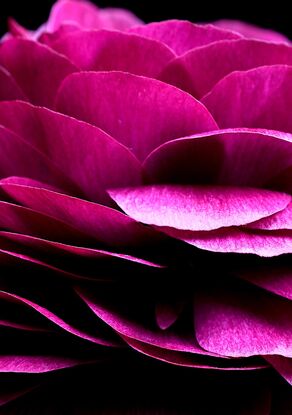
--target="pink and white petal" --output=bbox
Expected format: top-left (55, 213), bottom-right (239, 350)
top-left (160, 39), bottom-right (292, 99)
top-left (160, 226), bottom-right (292, 257)
top-left (56, 71), bottom-right (218, 161)
top-left (213, 19), bottom-right (290, 43)
top-left (0, 38), bottom-right (77, 107)
top-left (110, 185), bottom-right (290, 231)
top-left (0, 179), bottom-right (162, 248)
top-left (246, 201), bottom-right (292, 230)
top-left (144, 129), bottom-right (292, 192)
top-left (194, 284), bottom-right (292, 358)
top-left (52, 30), bottom-right (175, 77)
top-left (0, 101), bottom-right (143, 205)
top-left (130, 20), bottom-right (241, 55)
top-left (0, 66), bottom-right (26, 101)
top-left (203, 65), bottom-right (292, 133)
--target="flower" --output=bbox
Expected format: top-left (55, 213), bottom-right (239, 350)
top-left (0, 0), bottom-right (291, 412)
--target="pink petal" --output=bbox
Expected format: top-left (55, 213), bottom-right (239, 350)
top-left (130, 20), bottom-right (241, 55)
top-left (156, 300), bottom-right (184, 330)
top-left (0, 200), bottom-right (91, 244)
top-left (38, 23), bottom-right (80, 47)
top-left (160, 39), bottom-right (292, 98)
top-left (246, 201), bottom-right (292, 230)
top-left (213, 19), bottom-right (290, 43)
top-left (98, 8), bottom-right (143, 30)
top-left (0, 179), bottom-right (162, 248)
top-left (194, 283), bottom-right (292, 357)
top-left (144, 129), bottom-right (292, 192)
top-left (47, 0), bottom-right (101, 31)
top-left (237, 265), bottom-right (292, 300)
top-left (52, 30), bottom-right (175, 77)
top-left (161, 227), bottom-right (292, 257)
top-left (76, 287), bottom-right (216, 355)
top-left (0, 101), bottom-right (142, 205)
top-left (0, 66), bottom-right (26, 101)
top-left (110, 185), bottom-right (290, 231)
top-left (266, 356), bottom-right (292, 385)
top-left (0, 38), bottom-right (77, 107)
top-left (203, 65), bottom-right (292, 133)
top-left (0, 355), bottom-right (92, 373)
top-left (123, 336), bottom-right (266, 370)
top-left (56, 71), bottom-right (217, 161)
top-left (0, 231), bottom-right (164, 269)
top-left (0, 290), bottom-right (118, 347)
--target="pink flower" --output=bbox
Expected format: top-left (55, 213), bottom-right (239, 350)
top-left (0, 0), bottom-right (291, 412)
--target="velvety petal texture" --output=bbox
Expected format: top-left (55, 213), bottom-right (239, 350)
top-left (0, 0), bottom-right (291, 412)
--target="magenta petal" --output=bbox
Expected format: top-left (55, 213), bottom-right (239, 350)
top-left (47, 0), bottom-right (101, 31)
top-left (144, 129), bottom-right (292, 192)
top-left (160, 39), bottom-right (292, 99)
top-left (0, 66), bottom-right (26, 101)
top-left (266, 356), bottom-right (292, 385)
top-left (56, 71), bottom-right (218, 161)
top-left (129, 20), bottom-right (241, 55)
top-left (0, 180), bottom-right (161, 248)
top-left (203, 65), bottom-right (292, 133)
top-left (76, 288), bottom-right (215, 355)
top-left (110, 185), bottom-right (290, 231)
top-left (0, 231), bottom-right (163, 269)
top-left (161, 227), bottom-right (292, 257)
top-left (52, 30), bottom-right (175, 77)
top-left (213, 19), bottom-right (290, 43)
top-left (98, 8), bottom-right (143, 30)
top-left (0, 38), bottom-right (77, 107)
top-left (0, 355), bottom-right (92, 373)
top-left (0, 291), bottom-right (118, 347)
top-left (0, 101), bottom-right (142, 205)
top-left (238, 265), bottom-right (292, 301)
top-left (122, 336), bottom-right (265, 370)
top-left (194, 284), bottom-right (292, 358)
top-left (246, 202), bottom-right (292, 230)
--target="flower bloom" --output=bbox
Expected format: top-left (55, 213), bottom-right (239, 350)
top-left (0, 0), bottom-right (291, 412)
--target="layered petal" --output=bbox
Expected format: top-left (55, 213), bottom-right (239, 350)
top-left (0, 38), bottom-right (77, 107)
top-left (160, 39), bottom-right (292, 98)
top-left (56, 71), bottom-right (218, 161)
top-left (203, 65), bottom-right (292, 133)
top-left (52, 30), bottom-right (175, 77)
top-left (130, 20), bottom-right (241, 55)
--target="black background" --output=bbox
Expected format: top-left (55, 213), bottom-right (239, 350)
top-left (0, 0), bottom-right (291, 39)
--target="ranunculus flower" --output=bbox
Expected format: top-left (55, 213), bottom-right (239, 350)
top-left (0, 0), bottom-right (291, 412)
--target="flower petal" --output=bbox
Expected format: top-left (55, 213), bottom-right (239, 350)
top-left (0, 66), bottom-right (26, 101)
top-left (56, 71), bottom-right (218, 161)
top-left (203, 65), bottom-right (292, 133)
top-left (0, 38), bottom-right (77, 107)
top-left (161, 227), bottom-right (292, 257)
top-left (144, 129), bottom-right (292, 192)
top-left (160, 39), bottom-right (292, 98)
top-left (0, 179), bottom-right (162, 248)
top-left (266, 356), bottom-right (292, 385)
top-left (52, 30), bottom-right (175, 77)
top-left (130, 20), bottom-right (241, 55)
top-left (213, 19), bottom-right (290, 43)
top-left (246, 201), bottom-right (292, 230)
top-left (194, 282), bottom-right (292, 357)
top-left (110, 185), bottom-right (290, 231)
top-left (0, 101), bottom-right (142, 205)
